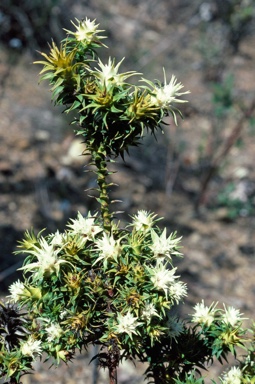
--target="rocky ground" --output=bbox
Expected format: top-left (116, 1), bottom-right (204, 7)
top-left (1, 1), bottom-right (255, 383)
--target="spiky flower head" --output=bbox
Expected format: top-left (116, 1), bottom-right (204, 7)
top-left (67, 211), bottom-right (102, 240)
top-left (142, 69), bottom-right (190, 125)
top-left (151, 72), bottom-right (189, 107)
top-left (222, 304), bottom-right (246, 327)
top-left (131, 210), bottom-right (158, 232)
top-left (8, 280), bottom-right (26, 303)
top-left (150, 228), bottom-right (182, 261)
top-left (168, 280), bottom-right (187, 304)
top-left (192, 300), bottom-right (218, 327)
top-left (89, 57), bottom-right (140, 87)
top-left (20, 336), bottom-right (42, 359)
top-left (46, 322), bottom-right (63, 342)
top-left (65, 17), bottom-right (106, 45)
top-left (50, 230), bottom-right (65, 247)
top-left (115, 310), bottom-right (142, 338)
top-left (146, 261), bottom-right (178, 298)
top-left (142, 303), bottom-right (161, 322)
top-left (19, 237), bottom-right (72, 280)
top-left (34, 41), bottom-right (77, 78)
top-left (221, 366), bottom-right (242, 384)
top-left (93, 233), bottom-right (122, 267)
top-left (126, 88), bottom-right (160, 122)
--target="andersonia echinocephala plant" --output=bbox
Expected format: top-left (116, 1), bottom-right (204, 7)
top-left (1, 17), bottom-right (255, 384)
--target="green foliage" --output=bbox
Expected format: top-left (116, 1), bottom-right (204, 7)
top-left (212, 74), bottom-right (234, 117)
top-left (3, 211), bottom-right (186, 381)
top-left (215, 0), bottom-right (255, 53)
top-left (0, 302), bottom-right (33, 381)
top-left (240, 340), bottom-right (255, 382)
top-left (143, 325), bottom-right (212, 383)
top-left (34, 19), bottom-right (188, 158)
top-left (174, 372), bottom-right (205, 384)
top-left (217, 182), bottom-right (254, 219)
top-left (249, 116), bottom-right (255, 135)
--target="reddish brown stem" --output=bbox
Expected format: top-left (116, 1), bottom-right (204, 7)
top-left (109, 366), bottom-right (118, 384)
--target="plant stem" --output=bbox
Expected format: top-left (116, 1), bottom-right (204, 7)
top-left (93, 145), bottom-right (120, 383)
top-left (109, 366), bottom-right (118, 384)
top-left (108, 339), bottom-right (119, 384)
top-left (93, 144), bottom-right (112, 234)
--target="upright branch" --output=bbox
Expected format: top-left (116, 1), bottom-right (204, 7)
top-left (92, 145), bottom-right (112, 234)
top-left (109, 364), bottom-right (118, 384)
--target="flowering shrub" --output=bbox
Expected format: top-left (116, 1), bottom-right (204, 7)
top-left (1, 17), bottom-right (255, 384)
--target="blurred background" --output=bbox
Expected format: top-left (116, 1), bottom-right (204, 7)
top-left (0, 0), bottom-right (255, 382)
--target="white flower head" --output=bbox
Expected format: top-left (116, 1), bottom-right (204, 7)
top-left (147, 261), bottom-right (177, 297)
top-left (192, 300), bottom-right (218, 327)
top-left (19, 237), bottom-right (70, 279)
top-left (168, 280), bottom-right (187, 304)
top-left (131, 210), bottom-right (158, 232)
top-left (67, 211), bottom-right (102, 240)
top-left (142, 303), bottom-right (161, 322)
top-left (115, 310), bottom-right (142, 338)
top-left (65, 17), bottom-right (106, 44)
top-left (150, 70), bottom-right (190, 108)
top-left (222, 304), bottom-right (246, 327)
top-left (150, 228), bottom-right (182, 261)
top-left (50, 230), bottom-right (65, 247)
top-left (221, 366), bottom-right (242, 384)
top-left (46, 322), bottom-right (63, 342)
top-left (21, 336), bottom-right (42, 359)
top-left (94, 233), bottom-right (122, 267)
top-left (142, 69), bottom-right (190, 125)
top-left (90, 57), bottom-right (140, 87)
top-left (166, 316), bottom-right (184, 338)
top-left (59, 310), bottom-right (69, 320)
top-left (8, 280), bottom-right (25, 303)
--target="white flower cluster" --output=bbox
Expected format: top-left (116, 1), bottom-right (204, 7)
top-left (112, 211), bottom-right (187, 337)
top-left (149, 262), bottom-right (187, 301)
top-left (15, 211), bottom-right (103, 282)
top-left (12, 210), bottom-right (186, 343)
top-left (146, 262), bottom-right (177, 298)
top-left (192, 300), bottom-right (246, 327)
